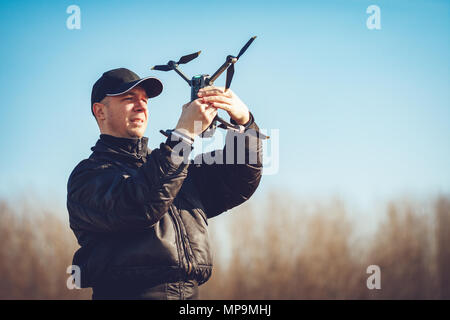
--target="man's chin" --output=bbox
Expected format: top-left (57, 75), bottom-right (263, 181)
top-left (127, 129), bottom-right (145, 139)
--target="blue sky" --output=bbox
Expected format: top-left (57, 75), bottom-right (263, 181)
top-left (0, 0), bottom-right (449, 220)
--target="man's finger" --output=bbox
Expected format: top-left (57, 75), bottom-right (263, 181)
top-left (198, 103), bottom-right (210, 112)
top-left (205, 105), bottom-right (217, 113)
top-left (210, 102), bottom-right (232, 112)
top-left (202, 96), bottom-right (232, 105)
top-left (198, 89), bottom-right (223, 96)
top-left (198, 87), bottom-right (232, 97)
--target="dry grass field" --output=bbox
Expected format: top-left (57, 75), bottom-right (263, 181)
top-left (0, 193), bottom-right (448, 299)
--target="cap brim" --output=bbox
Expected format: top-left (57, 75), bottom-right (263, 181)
top-left (105, 77), bottom-right (163, 99)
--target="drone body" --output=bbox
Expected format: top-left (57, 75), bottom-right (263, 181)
top-left (190, 74), bottom-right (209, 101)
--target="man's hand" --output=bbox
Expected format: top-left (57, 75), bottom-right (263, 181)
top-left (197, 86), bottom-right (250, 125)
top-left (175, 98), bottom-right (217, 140)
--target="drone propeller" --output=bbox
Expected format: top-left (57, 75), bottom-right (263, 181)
top-left (225, 63), bottom-right (235, 91)
top-left (151, 51), bottom-right (201, 72)
top-left (177, 51), bottom-right (201, 64)
top-left (225, 36), bottom-right (256, 90)
top-left (237, 36), bottom-right (256, 59)
top-left (151, 64), bottom-right (172, 71)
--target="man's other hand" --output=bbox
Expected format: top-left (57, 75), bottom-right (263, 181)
top-left (197, 86), bottom-right (250, 125)
top-left (175, 98), bottom-right (217, 140)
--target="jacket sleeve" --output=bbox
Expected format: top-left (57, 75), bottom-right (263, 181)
top-left (190, 115), bottom-right (263, 219)
top-left (67, 142), bottom-right (191, 233)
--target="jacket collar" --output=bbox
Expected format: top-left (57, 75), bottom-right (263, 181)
top-left (91, 134), bottom-right (149, 159)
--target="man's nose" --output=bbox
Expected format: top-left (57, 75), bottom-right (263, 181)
top-left (134, 100), bottom-right (148, 112)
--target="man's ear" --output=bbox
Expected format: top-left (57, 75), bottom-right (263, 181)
top-left (93, 102), bottom-right (107, 121)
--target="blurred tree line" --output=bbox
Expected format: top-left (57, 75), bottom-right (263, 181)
top-left (0, 193), bottom-right (448, 299)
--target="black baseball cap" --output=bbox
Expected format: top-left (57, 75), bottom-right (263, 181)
top-left (91, 68), bottom-right (163, 116)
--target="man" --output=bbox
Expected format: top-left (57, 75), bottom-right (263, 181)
top-left (67, 68), bottom-right (263, 299)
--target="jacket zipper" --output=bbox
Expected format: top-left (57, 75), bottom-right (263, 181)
top-left (136, 139), bottom-right (142, 160)
top-left (169, 205), bottom-right (193, 275)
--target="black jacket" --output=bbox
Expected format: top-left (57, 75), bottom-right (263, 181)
top-left (67, 117), bottom-right (263, 290)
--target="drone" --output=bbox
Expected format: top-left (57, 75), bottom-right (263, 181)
top-left (151, 36), bottom-right (268, 139)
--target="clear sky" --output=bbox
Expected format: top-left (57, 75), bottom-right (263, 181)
top-left (0, 0), bottom-right (449, 220)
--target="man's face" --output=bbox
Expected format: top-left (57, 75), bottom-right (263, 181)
top-left (97, 86), bottom-right (149, 138)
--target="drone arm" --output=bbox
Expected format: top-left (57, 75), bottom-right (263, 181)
top-left (216, 115), bottom-right (270, 139)
top-left (207, 56), bottom-right (235, 85)
top-left (172, 65), bottom-right (192, 86)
